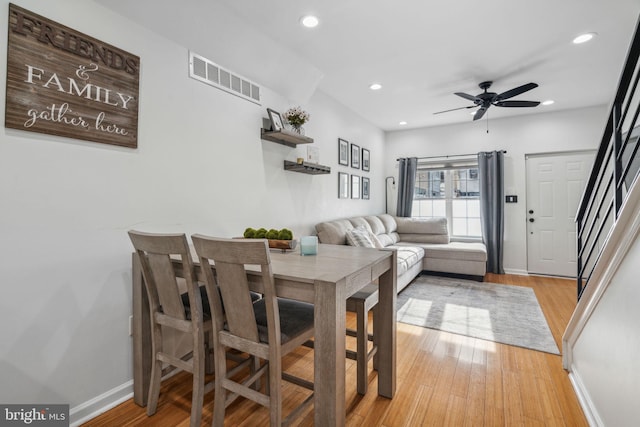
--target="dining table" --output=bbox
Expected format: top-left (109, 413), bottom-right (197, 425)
top-left (131, 242), bottom-right (397, 426)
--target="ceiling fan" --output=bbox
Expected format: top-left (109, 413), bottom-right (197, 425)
top-left (435, 81), bottom-right (540, 121)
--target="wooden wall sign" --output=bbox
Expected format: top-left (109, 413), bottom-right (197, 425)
top-left (5, 4), bottom-right (140, 148)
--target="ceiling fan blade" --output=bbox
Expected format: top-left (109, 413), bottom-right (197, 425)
top-left (455, 92), bottom-right (478, 102)
top-left (495, 82), bottom-right (538, 101)
top-left (494, 100), bottom-right (541, 107)
top-left (473, 107), bottom-right (488, 121)
top-left (433, 105), bottom-right (475, 115)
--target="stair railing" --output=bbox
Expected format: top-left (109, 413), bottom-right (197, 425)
top-left (576, 16), bottom-right (640, 299)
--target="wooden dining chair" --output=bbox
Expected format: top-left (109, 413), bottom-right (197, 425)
top-left (346, 283), bottom-right (379, 395)
top-left (191, 235), bottom-right (315, 426)
top-left (128, 230), bottom-right (212, 427)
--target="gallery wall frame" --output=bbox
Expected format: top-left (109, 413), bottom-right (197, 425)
top-left (362, 177), bottom-right (370, 199)
top-left (351, 143), bottom-right (360, 169)
top-left (351, 175), bottom-right (360, 199)
top-left (338, 172), bottom-right (349, 198)
top-left (362, 148), bottom-right (370, 172)
top-left (338, 138), bottom-right (349, 166)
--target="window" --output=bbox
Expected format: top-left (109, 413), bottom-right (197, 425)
top-left (412, 166), bottom-right (482, 238)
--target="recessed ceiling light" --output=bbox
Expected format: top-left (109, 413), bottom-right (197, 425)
top-left (542, 100), bottom-right (555, 106)
top-left (369, 83), bottom-right (382, 90)
top-left (573, 33), bottom-right (596, 44)
top-left (399, 121), bottom-right (407, 126)
top-left (301, 15), bottom-right (319, 28)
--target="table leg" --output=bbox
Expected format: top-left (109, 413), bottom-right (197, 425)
top-left (313, 278), bottom-right (346, 426)
top-left (132, 253), bottom-right (151, 406)
top-left (376, 250), bottom-right (397, 398)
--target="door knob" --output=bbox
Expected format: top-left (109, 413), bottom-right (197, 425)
top-left (528, 209), bottom-right (534, 214)
top-left (529, 218), bottom-right (535, 223)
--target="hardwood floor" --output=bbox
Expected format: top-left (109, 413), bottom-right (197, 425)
top-left (83, 273), bottom-right (587, 426)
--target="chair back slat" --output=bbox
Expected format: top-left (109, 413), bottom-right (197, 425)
top-left (147, 253), bottom-right (186, 319)
top-left (192, 236), bottom-right (277, 344)
top-left (129, 231), bottom-right (199, 322)
top-left (215, 261), bottom-right (260, 341)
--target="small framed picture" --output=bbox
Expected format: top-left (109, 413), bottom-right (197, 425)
top-left (351, 175), bottom-right (360, 199)
top-left (267, 108), bottom-right (284, 131)
top-left (338, 138), bottom-right (349, 166)
top-left (351, 143), bottom-right (360, 169)
top-left (362, 148), bottom-right (370, 172)
top-left (338, 172), bottom-right (349, 199)
top-left (362, 177), bottom-right (370, 199)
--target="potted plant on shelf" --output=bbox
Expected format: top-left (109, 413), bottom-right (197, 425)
top-left (283, 106), bottom-right (310, 135)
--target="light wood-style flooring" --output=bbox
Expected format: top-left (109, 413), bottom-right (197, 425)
top-left (83, 273), bottom-right (587, 426)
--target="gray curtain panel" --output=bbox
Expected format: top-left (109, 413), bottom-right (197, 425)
top-left (478, 151), bottom-right (505, 274)
top-left (396, 157), bottom-right (418, 217)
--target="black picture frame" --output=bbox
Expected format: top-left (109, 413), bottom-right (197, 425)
top-left (338, 138), bottom-right (349, 166)
top-left (338, 172), bottom-right (349, 198)
top-left (351, 143), bottom-right (360, 169)
top-left (267, 108), bottom-right (284, 131)
top-left (351, 175), bottom-right (360, 199)
top-left (362, 177), bottom-right (370, 199)
top-left (362, 148), bottom-right (370, 172)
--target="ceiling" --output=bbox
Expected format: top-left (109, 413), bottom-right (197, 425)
top-left (96, 0), bottom-right (640, 131)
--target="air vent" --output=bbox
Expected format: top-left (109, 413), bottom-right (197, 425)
top-left (189, 51), bottom-right (261, 105)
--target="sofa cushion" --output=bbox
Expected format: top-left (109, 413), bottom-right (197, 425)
top-left (363, 215), bottom-right (399, 246)
top-left (377, 214), bottom-right (398, 233)
top-left (377, 233), bottom-right (399, 246)
top-left (364, 215), bottom-right (386, 235)
top-left (349, 217), bottom-right (373, 232)
top-left (411, 241), bottom-right (487, 262)
top-left (395, 217), bottom-right (450, 244)
top-left (387, 245), bottom-right (424, 276)
top-left (315, 219), bottom-right (354, 245)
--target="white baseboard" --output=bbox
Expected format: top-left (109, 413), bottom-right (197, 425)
top-left (70, 381), bottom-right (133, 426)
top-left (503, 268), bottom-right (529, 276)
top-left (567, 368), bottom-right (603, 427)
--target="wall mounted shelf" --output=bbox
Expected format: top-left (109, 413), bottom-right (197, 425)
top-left (261, 128), bottom-right (314, 147)
top-left (284, 160), bottom-right (330, 175)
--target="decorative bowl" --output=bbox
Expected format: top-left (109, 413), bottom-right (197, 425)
top-left (268, 239), bottom-right (297, 251)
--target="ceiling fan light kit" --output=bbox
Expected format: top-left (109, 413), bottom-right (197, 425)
top-left (435, 80), bottom-right (540, 121)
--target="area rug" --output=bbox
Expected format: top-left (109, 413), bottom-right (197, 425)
top-left (396, 275), bottom-right (560, 354)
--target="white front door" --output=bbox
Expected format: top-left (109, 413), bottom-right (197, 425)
top-left (526, 151), bottom-right (595, 277)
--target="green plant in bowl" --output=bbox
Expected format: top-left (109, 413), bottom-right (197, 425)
top-left (277, 228), bottom-right (293, 240)
top-left (266, 229), bottom-right (280, 239)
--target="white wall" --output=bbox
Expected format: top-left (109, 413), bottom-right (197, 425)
top-left (571, 233), bottom-right (640, 426)
top-left (0, 0), bottom-right (384, 420)
top-left (562, 172), bottom-right (640, 426)
top-left (384, 106), bottom-right (607, 273)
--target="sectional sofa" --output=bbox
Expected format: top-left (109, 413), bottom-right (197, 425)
top-left (315, 214), bottom-right (487, 292)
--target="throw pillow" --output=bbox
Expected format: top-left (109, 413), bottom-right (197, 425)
top-left (368, 231), bottom-right (384, 249)
top-left (346, 226), bottom-right (375, 248)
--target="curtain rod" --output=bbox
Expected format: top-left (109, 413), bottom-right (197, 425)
top-left (396, 150), bottom-right (506, 161)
